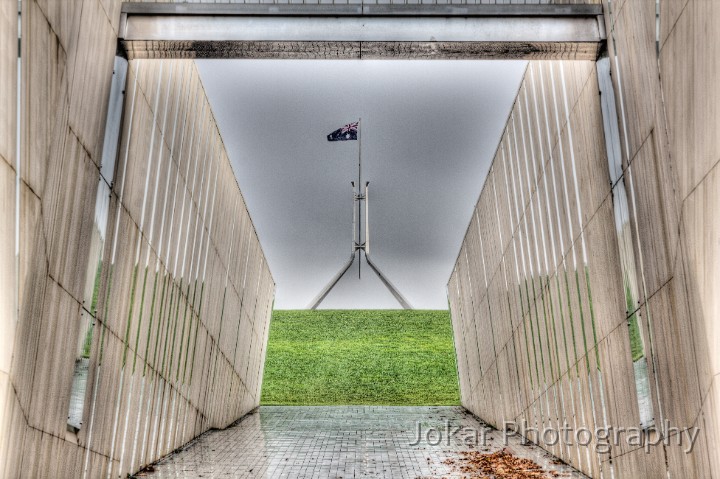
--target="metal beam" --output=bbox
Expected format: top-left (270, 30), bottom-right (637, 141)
top-left (307, 253), bottom-right (356, 310)
top-left (119, 2), bottom-right (605, 60)
top-left (120, 3), bottom-right (603, 17)
top-left (122, 16), bottom-right (602, 43)
top-left (365, 254), bottom-right (413, 310)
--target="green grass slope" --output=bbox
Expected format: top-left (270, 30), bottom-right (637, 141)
top-left (260, 310), bottom-right (460, 406)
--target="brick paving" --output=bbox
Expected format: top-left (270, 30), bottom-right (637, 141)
top-left (134, 406), bottom-right (587, 479)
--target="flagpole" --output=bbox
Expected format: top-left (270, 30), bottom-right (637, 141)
top-left (310, 118), bottom-right (413, 310)
top-left (357, 117), bottom-right (362, 279)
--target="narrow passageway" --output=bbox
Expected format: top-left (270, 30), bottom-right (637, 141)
top-left (134, 407), bottom-right (586, 478)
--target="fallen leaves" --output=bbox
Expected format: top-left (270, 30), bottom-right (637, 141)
top-left (439, 448), bottom-right (560, 478)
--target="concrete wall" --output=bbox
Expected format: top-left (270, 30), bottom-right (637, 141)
top-left (449, 60), bottom-right (617, 478)
top-left (602, 0), bottom-right (719, 475)
top-left (0, 2), bottom-right (274, 478)
top-left (449, 1), bottom-right (720, 477)
top-left (0, 0), bottom-right (19, 471)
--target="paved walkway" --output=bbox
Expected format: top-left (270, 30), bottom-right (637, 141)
top-left (134, 406), bottom-right (587, 478)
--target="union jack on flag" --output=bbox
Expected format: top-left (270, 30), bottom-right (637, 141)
top-left (327, 121), bottom-right (358, 141)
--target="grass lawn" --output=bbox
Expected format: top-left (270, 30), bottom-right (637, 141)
top-left (260, 310), bottom-right (460, 406)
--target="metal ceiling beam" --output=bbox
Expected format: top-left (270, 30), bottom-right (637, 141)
top-left (120, 3), bottom-right (603, 16)
top-left (119, 3), bottom-right (605, 60)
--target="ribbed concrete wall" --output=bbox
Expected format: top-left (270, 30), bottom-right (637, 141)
top-left (0, 0), bottom-right (19, 474)
top-left (603, 0), bottom-right (719, 476)
top-left (449, 1), bottom-right (720, 477)
top-left (0, 2), bottom-right (274, 478)
top-left (449, 60), bottom-right (616, 478)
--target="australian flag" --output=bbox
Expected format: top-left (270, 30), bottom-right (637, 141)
top-left (327, 122), bottom-right (358, 141)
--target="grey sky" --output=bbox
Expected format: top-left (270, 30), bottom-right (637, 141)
top-left (196, 60), bottom-right (526, 309)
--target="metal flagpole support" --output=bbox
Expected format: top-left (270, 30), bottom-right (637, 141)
top-left (364, 182), bottom-right (369, 256)
top-left (365, 254), bottom-right (412, 310)
top-left (361, 179), bottom-right (409, 308)
top-left (308, 118), bottom-right (413, 310)
top-left (351, 181), bottom-right (357, 254)
top-left (306, 252), bottom-right (356, 310)
top-left (357, 117), bottom-right (362, 278)
top-left (308, 182), bottom-right (358, 310)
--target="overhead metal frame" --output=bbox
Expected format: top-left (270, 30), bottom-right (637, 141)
top-left (120, 3), bottom-right (603, 16)
top-left (118, 2), bottom-right (605, 60)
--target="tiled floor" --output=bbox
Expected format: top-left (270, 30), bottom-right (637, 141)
top-left (134, 406), bottom-right (587, 478)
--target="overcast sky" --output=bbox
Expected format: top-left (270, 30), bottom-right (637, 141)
top-left (196, 60), bottom-right (526, 310)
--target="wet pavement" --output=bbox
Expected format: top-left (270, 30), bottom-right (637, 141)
top-left (134, 406), bottom-right (588, 478)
